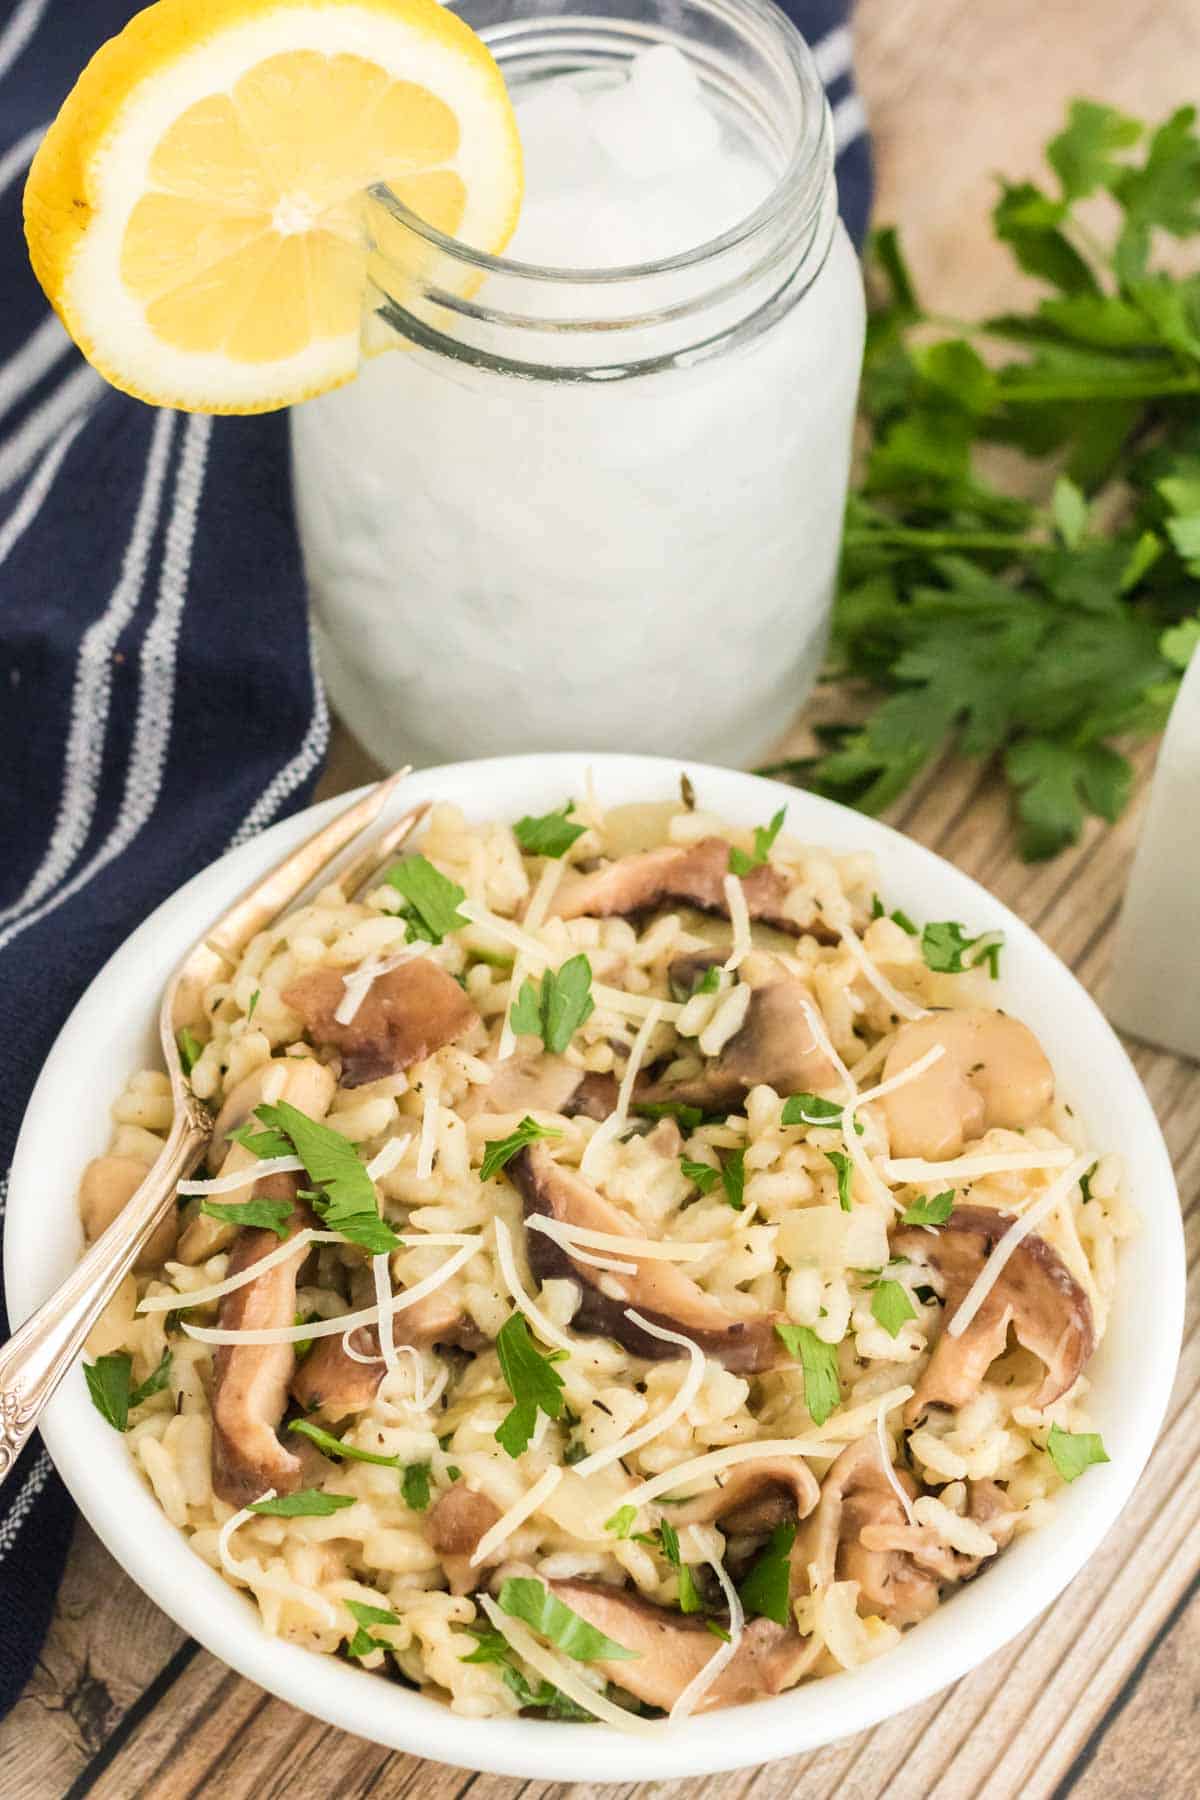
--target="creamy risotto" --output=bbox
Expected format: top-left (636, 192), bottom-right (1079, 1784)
top-left (79, 788), bottom-right (1132, 1728)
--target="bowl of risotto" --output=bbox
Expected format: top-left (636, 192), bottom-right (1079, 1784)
top-left (5, 754), bottom-right (1182, 1781)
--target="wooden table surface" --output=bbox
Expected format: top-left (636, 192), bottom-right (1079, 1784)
top-left (6, 1), bottom-right (1199, 1794)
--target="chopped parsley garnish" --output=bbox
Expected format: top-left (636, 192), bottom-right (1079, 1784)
top-left (384, 853), bottom-right (468, 944)
top-left (83, 1349), bottom-right (171, 1431)
top-left (497, 1577), bottom-right (639, 1661)
top-left (781, 1092), bottom-right (863, 1133)
top-left (870, 1279), bottom-right (917, 1338)
top-left (729, 807), bottom-right (786, 877)
top-left (706, 1620), bottom-right (732, 1643)
top-left (825, 1149), bottom-right (854, 1211)
top-left (248, 1490), bottom-right (356, 1517)
top-left (680, 1156), bottom-right (721, 1195)
top-left (480, 1116), bottom-right (564, 1182)
top-left (635, 1100), bottom-right (705, 1131)
top-left (246, 989), bottom-right (260, 1022)
top-left (509, 954), bottom-right (595, 1055)
top-left (870, 896), bottom-right (918, 934)
top-left (605, 1504), bottom-right (637, 1538)
top-left (900, 1189), bottom-right (955, 1227)
top-left (774, 1323), bottom-right (841, 1426)
top-left (176, 1027), bottom-right (203, 1075)
top-left (293, 1311), bottom-right (318, 1360)
top-left (461, 1627), bottom-right (592, 1718)
top-left (1046, 1423), bottom-right (1111, 1482)
top-left (921, 920), bottom-right (1003, 978)
top-left (344, 1599), bottom-right (399, 1659)
top-left (287, 1419), bottom-right (401, 1468)
top-left (494, 1314), bottom-right (567, 1458)
top-left (721, 1146), bottom-right (746, 1211)
top-left (252, 1099), bottom-right (400, 1254)
top-left (401, 1462), bottom-right (432, 1510)
top-left (199, 1196), bottom-right (294, 1238)
top-left (657, 1519), bottom-right (701, 1613)
top-left (1080, 1163), bottom-right (1097, 1202)
top-left (692, 965), bottom-right (721, 995)
top-left (513, 801), bottom-right (586, 858)
top-left (737, 1521), bottom-right (797, 1626)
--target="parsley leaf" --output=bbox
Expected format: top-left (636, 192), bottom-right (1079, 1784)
top-left (480, 1116), bottom-right (564, 1182)
top-left (870, 1279), bottom-right (917, 1338)
top-left (738, 1521), bottom-right (797, 1626)
top-left (287, 1419), bottom-right (401, 1467)
top-left (509, 954), bottom-right (595, 1055)
top-left (901, 1189), bottom-right (955, 1227)
top-left (921, 920), bottom-right (1003, 977)
top-left (401, 1462), bottom-right (432, 1510)
top-left (84, 1350), bottom-right (170, 1429)
top-left (200, 1196), bottom-right (294, 1238)
top-left (513, 802), bottom-right (586, 858)
top-left (634, 1100), bottom-right (705, 1131)
top-left (774, 1324), bottom-right (841, 1426)
top-left (494, 1314), bottom-right (567, 1457)
top-left (1046, 1423), bottom-right (1111, 1482)
top-left (384, 854), bottom-right (468, 944)
top-left (825, 1150), bottom-right (854, 1212)
top-left (246, 989), bottom-right (260, 1023)
top-left (729, 807), bottom-right (786, 876)
top-left (782, 1092), bottom-right (863, 1134)
top-left (497, 1577), bottom-right (639, 1661)
top-left (657, 1519), bottom-right (702, 1613)
top-left (680, 1156), bottom-right (721, 1195)
top-left (692, 965), bottom-right (721, 996)
top-left (721, 1146), bottom-right (746, 1212)
top-left (248, 1490), bottom-right (356, 1517)
top-left (254, 1100), bottom-right (400, 1255)
top-left (177, 1027), bottom-right (203, 1075)
top-left (605, 1504), bottom-right (637, 1538)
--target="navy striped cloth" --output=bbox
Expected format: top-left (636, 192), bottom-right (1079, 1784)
top-left (0, 0), bottom-right (871, 1716)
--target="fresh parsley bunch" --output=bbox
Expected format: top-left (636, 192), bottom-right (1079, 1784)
top-left (772, 101), bottom-right (1200, 859)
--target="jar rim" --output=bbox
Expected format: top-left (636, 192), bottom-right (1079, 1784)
top-left (370, 0), bottom-right (832, 288)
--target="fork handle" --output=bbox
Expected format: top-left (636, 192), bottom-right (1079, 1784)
top-left (0, 1111), bottom-right (210, 1484)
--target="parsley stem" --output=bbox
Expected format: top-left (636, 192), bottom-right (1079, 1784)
top-left (843, 526), bottom-right (1041, 554)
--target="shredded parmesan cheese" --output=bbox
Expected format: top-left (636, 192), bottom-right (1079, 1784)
top-left (477, 1596), bottom-right (661, 1737)
top-left (876, 1392), bottom-right (916, 1526)
top-left (373, 1252), bottom-right (399, 1381)
top-left (798, 994), bottom-right (857, 1100)
top-left (810, 1382), bottom-right (913, 1444)
top-left (526, 1215), bottom-right (716, 1264)
top-left (853, 1044), bottom-right (946, 1110)
top-left (838, 920), bottom-right (927, 1023)
top-left (669, 1549), bottom-right (744, 1722)
top-left (580, 1000), bottom-right (664, 1181)
top-left (592, 983), bottom-right (684, 1024)
top-left (136, 1229), bottom-right (344, 1313)
top-left (616, 1436), bottom-right (848, 1514)
top-left (570, 1310), bottom-right (705, 1477)
top-left (334, 947), bottom-right (424, 1026)
top-left (176, 1156), bottom-right (304, 1196)
top-left (883, 1144), bottom-right (1075, 1184)
top-left (366, 1134), bottom-right (412, 1181)
top-left (840, 1044), bottom-right (947, 1214)
top-left (947, 1152), bottom-right (1093, 1340)
top-left (470, 1467), bottom-right (563, 1567)
top-left (722, 872), bottom-right (752, 972)
top-left (493, 1215), bottom-right (577, 1354)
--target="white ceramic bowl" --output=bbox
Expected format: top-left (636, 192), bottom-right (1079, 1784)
top-left (5, 754), bottom-right (1183, 1782)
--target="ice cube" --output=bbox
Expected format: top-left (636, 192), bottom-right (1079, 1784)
top-left (585, 46), bottom-right (720, 182)
top-left (513, 81), bottom-right (598, 192)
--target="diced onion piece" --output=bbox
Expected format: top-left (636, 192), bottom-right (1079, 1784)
top-left (669, 1549), bottom-right (744, 1722)
top-left (839, 920), bottom-right (927, 1023)
top-left (136, 1229), bottom-right (343, 1313)
top-left (580, 1001), bottom-right (663, 1181)
top-left (570, 1310), bottom-right (704, 1477)
top-left (946, 1153), bottom-right (1093, 1341)
top-left (477, 1596), bottom-right (661, 1737)
top-left (218, 1490), bottom-right (341, 1627)
top-left (876, 1392), bottom-right (916, 1526)
top-left (616, 1436), bottom-right (848, 1514)
top-left (526, 1215), bottom-right (716, 1264)
top-left (335, 947), bottom-right (425, 1026)
top-left (180, 1237), bottom-right (481, 1345)
top-left (722, 873), bottom-right (752, 973)
top-left (416, 1087), bottom-right (440, 1180)
top-left (470, 1467), bottom-right (563, 1567)
top-left (883, 1145), bottom-right (1075, 1183)
top-left (366, 1134), bottom-right (412, 1181)
top-left (177, 1155), bottom-right (305, 1196)
top-left (493, 1215), bottom-right (577, 1354)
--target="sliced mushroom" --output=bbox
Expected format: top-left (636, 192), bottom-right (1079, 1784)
top-left (179, 1053), bottom-right (336, 1265)
top-left (855, 1479), bottom-right (1015, 1587)
top-left (459, 1052), bottom-right (617, 1125)
top-left (290, 1288), bottom-right (488, 1421)
top-left (283, 956), bottom-right (479, 1088)
top-left (881, 1009), bottom-right (1054, 1161)
top-left (79, 1155), bottom-right (177, 1270)
top-left (508, 1143), bottom-right (777, 1373)
top-left (211, 1181), bottom-right (313, 1507)
top-left (428, 1482), bottom-right (502, 1595)
top-left (546, 1580), bottom-right (820, 1712)
top-left (666, 1456), bottom-right (819, 1543)
top-left (550, 838), bottom-right (835, 940)
top-left (640, 956), bottom-right (839, 1112)
top-left (796, 1436), bottom-right (940, 1629)
top-left (891, 1203), bottom-right (1095, 1421)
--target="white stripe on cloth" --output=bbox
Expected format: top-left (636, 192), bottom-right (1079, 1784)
top-left (833, 91), bottom-right (868, 155)
top-left (0, 1450), bottom-right (52, 1560)
top-left (226, 616), bottom-right (331, 849)
top-left (0, 414), bottom-right (211, 954)
top-left (0, 409), bottom-right (86, 572)
top-left (812, 23), bottom-right (854, 87)
top-left (0, 314), bottom-right (72, 428)
top-left (0, 0), bottom-right (52, 84)
top-left (0, 363), bottom-right (105, 497)
top-left (0, 409), bottom-right (176, 930)
top-left (0, 124), bottom-right (44, 197)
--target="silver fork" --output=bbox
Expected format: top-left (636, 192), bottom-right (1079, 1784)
top-left (0, 771), bottom-right (430, 1485)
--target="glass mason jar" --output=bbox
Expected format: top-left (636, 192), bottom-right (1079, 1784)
top-left (290, 0), bottom-right (865, 769)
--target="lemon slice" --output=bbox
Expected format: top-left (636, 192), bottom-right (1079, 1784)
top-left (23, 0), bottom-right (522, 413)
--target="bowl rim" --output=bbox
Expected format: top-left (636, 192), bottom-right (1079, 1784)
top-left (4, 752), bottom-right (1184, 1782)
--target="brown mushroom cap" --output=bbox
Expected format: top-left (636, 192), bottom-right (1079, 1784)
top-left (283, 956), bottom-right (479, 1088)
top-left (891, 1203), bottom-right (1095, 1421)
top-left (211, 1181), bottom-right (314, 1507)
top-left (428, 1482), bottom-right (503, 1594)
top-left (549, 838), bottom-right (835, 940)
top-left (459, 1051), bottom-right (617, 1125)
top-left (508, 1143), bottom-right (778, 1373)
top-left (290, 1288), bottom-right (488, 1421)
top-left (796, 1436), bottom-right (941, 1629)
top-left (881, 1009), bottom-right (1055, 1161)
top-left (545, 1580), bottom-right (820, 1713)
top-left (665, 1455), bottom-right (820, 1546)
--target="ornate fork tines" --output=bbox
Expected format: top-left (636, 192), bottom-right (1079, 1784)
top-left (0, 767), bottom-right (424, 1487)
